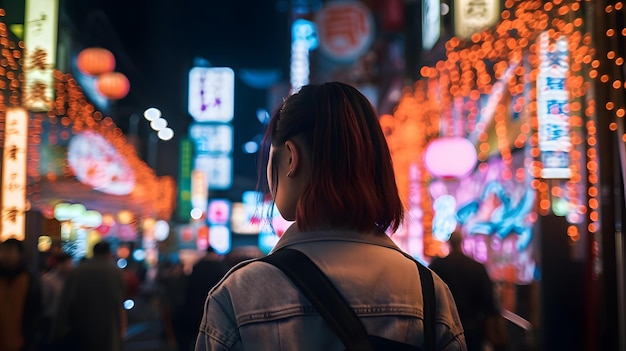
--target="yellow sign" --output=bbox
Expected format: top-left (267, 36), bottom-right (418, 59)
top-left (23, 0), bottom-right (59, 111)
top-left (454, 0), bottom-right (500, 39)
top-left (1, 108), bottom-right (29, 241)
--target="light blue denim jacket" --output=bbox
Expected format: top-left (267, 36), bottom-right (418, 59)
top-left (195, 225), bottom-right (467, 351)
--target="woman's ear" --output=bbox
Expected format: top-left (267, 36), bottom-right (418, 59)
top-left (284, 140), bottom-right (300, 177)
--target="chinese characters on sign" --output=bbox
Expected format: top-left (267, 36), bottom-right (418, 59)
top-left (1, 108), bottom-right (29, 241)
top-left (537, 32), bottom-right (571, 179)
top-left (188, 67), bottom-right (235, 123)
top-left (315, 1), bottom-right (374, 62)
top-left (453, 0), bottom-right (500, 40)
top-left (23, 0), bottom-right (58, 112)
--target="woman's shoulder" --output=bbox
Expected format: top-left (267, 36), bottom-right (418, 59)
top-left (209, 257), bottom-right (293, 296)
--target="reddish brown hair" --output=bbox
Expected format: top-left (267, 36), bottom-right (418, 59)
top-left (258, 82), bottom-right (403, 233)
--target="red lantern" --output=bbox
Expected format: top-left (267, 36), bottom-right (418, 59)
top-left (97, 72), bottom-right (130, 100)
top-left (76, 47), bottom-right (116, 76)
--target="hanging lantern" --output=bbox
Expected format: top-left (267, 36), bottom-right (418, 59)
top-left (424, 137), bottom-right (478, 179)
top-left (97, 72), bottom-right (130, 100)
top-left (76, 47), bottom-right (116, 76)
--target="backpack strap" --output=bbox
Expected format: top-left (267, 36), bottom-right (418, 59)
top-left (260, 248), bottom-right (374, 351)
top-left (416, 260), bottom-right (436, 351)
top-left (260, 248), bottom-right (437, 351)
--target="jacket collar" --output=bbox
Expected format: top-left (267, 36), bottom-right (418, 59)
top-left (270, 223), bottom-right (404, 254)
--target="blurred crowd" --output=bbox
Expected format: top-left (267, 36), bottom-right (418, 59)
top-left (0, 237), bottom-right (259, 351)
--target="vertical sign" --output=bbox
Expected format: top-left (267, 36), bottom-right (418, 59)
top-left (190, 169), bottom-right (208, 213)
top-left (23, 0), bottom-right (58, 112)
top-left (422, 0), bottom-right (441, 51)
top-left (1, 108), bottom-right (29, 241)
top-left (537, 33), bottom-right (571, 179)
top-left (188, 67), bottom-right (235, 122)
top-left (177, 138), bottom-right (193, 221)
top-left (453, 0), bottom-right (500, 39)
top-left (290, 19), bottom-right (318, 94)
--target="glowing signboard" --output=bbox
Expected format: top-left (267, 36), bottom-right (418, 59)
top-left (453, 0), bottom-right (500, 40)
top-left (1, 108), bottom-right (29, 241)
top-left (23, 0), bottom-right (59, 111)
top-left (194, 154), bottom-right (232, 190)
top-left (537, 32), bottom-right (571, 179)
top-left (189, 123), bottom-right (233, 155)
top-left (315, 1), bottom-right (374, 61)
top-left (188, 67), bottom-right (235, 122)
top-left (67, 131), bottom-right (136, 195)
top-left (422, 0), bottom-right (441, 51)
top-left (290, 19), bottom-right (318, 94)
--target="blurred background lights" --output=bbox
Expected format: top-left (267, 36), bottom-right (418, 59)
top-left (143, 107), bottom-right (161, 121)
top-left (158, 127), bottom-right (174, 141)
top-left (38, 236), bottom-right (52, 252)
top-left (132, 249), bottom-right (146, 261)
top-left (123, 299), bottom-right (135, 310)
top-left (150, 117), bottom-right (168, 131)
top-left (256, 108), bottom-right (270, 124)
top-left (552, 197), bottom-right (570, 217)
top-left (190, 208), bottom-right (203, 220)
top-left (441, 3), bottom-right (450, 16)
top-left (154, 220), bottom-right (170, 241)
top-left (117, 258), bottom-right (128, 269)
top-left (243, 141), bottom-right (259, 154)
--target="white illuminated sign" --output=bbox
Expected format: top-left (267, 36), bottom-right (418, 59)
top-left (537, 32), bottom-right (571, 179)
top-left (23, 0), bottom-right (58, 112)
top-left (454, 0), bottom-right (500, 39)
top-left (194, 155), bottom-right (232, 190)
top-left (189, 123), bottom-right (233, 155)
top-left (422, 0), bottom-right (441, 51)
top-left (209, 225), bottom-right (231, 255)
top-left (290, 19), bottom-right (318, 95)
top-left (1, 108), bottom-right (29, 241)
top-left (188, 67), bottom-right (235, 122)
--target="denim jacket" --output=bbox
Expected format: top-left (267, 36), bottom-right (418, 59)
top-left (195, 225), bottom-right (467, 351)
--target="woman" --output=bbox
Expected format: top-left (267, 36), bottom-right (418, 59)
top-left (194, 82), bottom-right (466, 350)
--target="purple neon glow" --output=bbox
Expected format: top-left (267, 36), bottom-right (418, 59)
top-left (424, 137), bottom-right (478, 178)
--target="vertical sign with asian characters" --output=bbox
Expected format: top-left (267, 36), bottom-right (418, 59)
top-left (453, 0), bottom-right (500, 40)
top-left (1, 109), bottom-right (29, 241)
top-left (537, 32), bottom-right (571, 179)
top-left (23, 0), bottom-right (59, 112)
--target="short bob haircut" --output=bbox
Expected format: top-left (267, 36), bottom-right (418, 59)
top-left (258, 82), bottom-right (404, 233)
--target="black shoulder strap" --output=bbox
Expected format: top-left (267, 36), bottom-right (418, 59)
top-left (417, 260), bottom-right (436, 351)
top-left (261, 249), bottom-right (374, 350)
top-left (260, 248), bottom-right (437, 351)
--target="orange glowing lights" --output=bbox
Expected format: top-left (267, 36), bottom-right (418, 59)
top-left (76, 47), bottom-right (116, 76)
